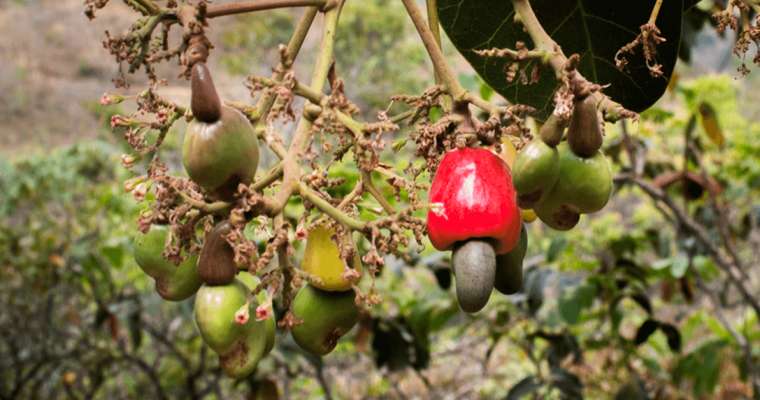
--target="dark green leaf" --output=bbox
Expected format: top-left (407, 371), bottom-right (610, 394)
top-left (547, 237), bottom-right (568, 263)
top-left (635, 319), bottom-right (659, 345)
top-left (659, 323), bottom-right (681, 352)
top-left (438, 0), bottom-right (682, 119)
top-left (550, 368), bottom-right (584, 399)
top-left (433, 267), bottom-right (451, 290)
top-left (128, 311), bottom-right (142, 351)
top-left (630, 293), bottom-right (652, 315)
top-left (522, 267), bottom-right (545, 316)
top-left (101, 245), bottom-right (124, 269)
top-left (505, 375), bottom-right (543, 400)
top-left (614, 383), bottom-right (642, 400)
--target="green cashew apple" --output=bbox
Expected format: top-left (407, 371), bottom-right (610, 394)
top-left (534, 142), bottom-right (612, 230)
top-left (451, 239), bottom-right (496, 313)
top-left (182, 63), bottom-right (260, 202)
top-left (194, 279), bottom-right (264, 355)
top-left (494, 223), bottom-right (528, 295)
top-left (291, 284), bottom-right (358, 356)
top-left (532, 193), bottom-right (581, 231)
top-left (301, 224), bottom-right (362, 292)
top-left (218, 319), bottom-right (268, 379)
top-left (512, 139), bottom-right (560, 209)
top-left (133, 224), bottom-right (202, 301)
top-left (237, 271), bottom-right (276, 356)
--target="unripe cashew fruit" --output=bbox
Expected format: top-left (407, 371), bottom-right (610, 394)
top-left (183, 63), bottom-right (260, 202)
top-left (494, 223), bottom-right (528, 295)
top-left (133, 224), bottom-right (202, 301)
top-left (194, 279), bottom-right (263, 356)
top-left (301, 224), bottom-right (362, 292)
top-left (534, 142), bottom-right (613, 231)
top-left (512, 139), bottom-right (560, 209)
top-left (219, 321), bottom-right (268, 379)
top-left (291, 284), bottom-right (358, 356)
top-left (237, 271), bottom-right (276, 356)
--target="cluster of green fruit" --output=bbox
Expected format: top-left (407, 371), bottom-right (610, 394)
top-left (512, 95), bottom-right (613, 231)
top-left (133, 63), bottom-right (361, 378)
top-left (134, 221), bottom-right (276, 378)
top-left (134, 220), bottom-right (362, 377)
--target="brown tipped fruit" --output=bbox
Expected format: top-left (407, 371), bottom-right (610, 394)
top-left (538, 111), bottom-right (566, 148)
top-left (551, 142), bottom-right (613, 214)
top-left (219, 320), bottom-right (268, 379)
top-left (183, 105), bottom-right (260, 202)
top-left (533, 194), bottom-right (582, 231)
top-left (494, 223), bottom-right (527, 295)
top-left (191, 62), bottom-right (222, 123)
top-left (534, 142), bottom-right (612, 231)
top-left (512, 139), bottom-right (560, 209)
top-left (197, 220), bottom-right (238, 285)
top-left (291, 284), bottom-right (359, 356)
top-left (567, 95), bottom-right (603, 157)
top-left (451, 239), bottom-right (496, 313)
top-left (133, 224), bottom-right (202, 301)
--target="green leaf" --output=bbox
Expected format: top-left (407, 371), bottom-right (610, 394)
top-left (506, 376), bottom-right (543, 400)
top-left (479, 81), bottom-right (495, 102)
top-left (558, 283), bottom-right (596, 324)
top-left (437, 0), bottom-right (682, 119)
top-left (429, 106), bottom-right (443, 123)
top-left (101, 245), bottom-right (124, 269)
top-left (547, 237), bottom-right (568, 263)
top-left (651, 257), bottom-right (673, 270)
top-left (670, 255), bottom-right (689, 278)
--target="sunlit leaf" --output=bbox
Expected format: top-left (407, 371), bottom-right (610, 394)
top-left (698, 102), bottom-right (724, 147)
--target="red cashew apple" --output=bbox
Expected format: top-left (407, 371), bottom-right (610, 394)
top-left (427, 147), bottom-right (522, 312)
top-left (427, 147), bottom-right (522, 254)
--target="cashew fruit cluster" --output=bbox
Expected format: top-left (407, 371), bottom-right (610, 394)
top-left (427, 148), bottom-right (528, 313)
top-left (134, 63), bottom-right (361, 379)
top-left (134, 219), bottom-right (275, 379)
top-left (512, 95), bottom-right (613, 231)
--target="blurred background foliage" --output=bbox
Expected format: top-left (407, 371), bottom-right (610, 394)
top-left (1, 0), bottom-right (759, 399)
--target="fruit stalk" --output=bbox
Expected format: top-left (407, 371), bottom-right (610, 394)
top-left (205, 0), bottom-right (330, 18)
top-left (275, 0), bottom-right (344, 209)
